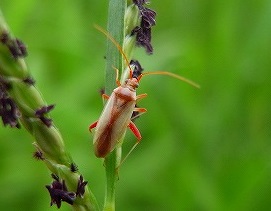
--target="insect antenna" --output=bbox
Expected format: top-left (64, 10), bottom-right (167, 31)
top-left (94, 24), bottom-right (200, 88)
top-left (140, 71), bottom-right (200, 88)
top-left (94, 24), bottom-right (133, 78)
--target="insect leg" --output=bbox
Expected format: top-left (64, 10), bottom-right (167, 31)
top-left (136, 93), bottom-right (147, 101)
top-left (112, 66), bottom-right (121, 86)
top-left (101, 93), bottom-right (110, 104)
top-left (102, 94), bottom-right (110, 99)
top-left (133, 107), bottom-right (147, 112)
top-left (118, 122), bottom-right (142, 169)
top-left (89, 121), bottom-right (98, 132)
top-left (128, 121), bottom-right (142, 140)
top-left (131, 107), bottom-right (147, 121)
top-left (118, 141), bottom-right (140, 169)
top-left (131, 94), bottom-right (148, 120)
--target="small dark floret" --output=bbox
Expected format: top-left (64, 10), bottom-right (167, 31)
top-left (46, 179), bottom-right (76, 208)
top-left (51, 173), bottom-right (60, 181)
top-left (0, 31), bottom-right (9, 44)
top-left (0, 78), bottom-right (20, 128)
top-left (33, 150), bottom-right (45, 160)
top-left (76, 175), bottom-right (88, 198)
top-left (35, 105), bottom-right (55, 127)
top-left (23, 77), bottom-right (35, 85)
top-left (7, 38), bottom-right (28, 59)
top-left (140, 7), bottom-right (156, 28)
top-left (15, 39), bottom-right (28, 57)
top-left (0, 32), bottom-right (28, 58)
top-left (131, 26), bottom-right (153, 54)
top-left (130, 60), bottom-right (144, 78)
top-left (35, 105), bottom-right (55, 116)
top-left (70, 163), bottom-right (78, 173)
top-left (131, 0), bottom-right (156, 54)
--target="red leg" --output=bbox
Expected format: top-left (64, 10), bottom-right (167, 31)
top-left (128, 121), bottom-right (142, 140)
top-left (89, 121), bottom-right (98, 132)
top-left (117, 121), bottom-right (142, 169)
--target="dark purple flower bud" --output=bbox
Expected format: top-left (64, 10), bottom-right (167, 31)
top-left (51, 173), bottom-right (60, 181)
top-left (7, 38), bottom-right (27, 59)
top-left (0, 98), bottom-right (21, 128)
top-left (70, 163), bottom-right (78, 172)
top-left (35, 105), bottom-right (55, 127)
top-left (140, 7), bottom-right (156, 28)
top-left (46, 180), bottom-right (76, 208)
top-left (23, 77), bottom-right (35, 85)
top-left (33, 150), bottom-right (45, 160)
top-left (0, 79), bottom-right (20, 128)
top-left (35, 105), bottom-right (54, 116)
top-left (76, 175), bottom-right (88, 198)
top-left (0, 31), bottom-right (9, 44)
top-left (131, 0), bottom-right (156, 54)
top-left (130, 60), bottom-right (144, 78)
top-left (0, 32), bottom-right (27, 58)
top-left (15, 39), bottom-right (28, 57)
top-left (131, 26), bottom-right (153, 54)
top-left (40, 116), bottom-right (52, 127)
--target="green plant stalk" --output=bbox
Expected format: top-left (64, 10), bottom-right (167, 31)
top-left (0, 9), bottom-right (99, 211)
top-left (103, 0), bottom-right (126, 210)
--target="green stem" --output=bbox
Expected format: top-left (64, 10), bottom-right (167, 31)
top-left (103, 0), bottom-right (126, 210)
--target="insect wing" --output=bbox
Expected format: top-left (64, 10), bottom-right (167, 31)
top-left (93, 93), bottom-right (115, 157)
top-left (111, 95), bottom-right (136, 142)
top-left (93, 89), bottom-right (136, 157)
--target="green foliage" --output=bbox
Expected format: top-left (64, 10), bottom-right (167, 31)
top-left (1, 0), bottom-right (271, 210)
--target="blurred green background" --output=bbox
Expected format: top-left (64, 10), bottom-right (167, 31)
top-left (1, 0), bottom-right (271, 210)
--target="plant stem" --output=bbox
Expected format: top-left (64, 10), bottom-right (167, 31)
top-left (103, 0), bottom-right (126, 210)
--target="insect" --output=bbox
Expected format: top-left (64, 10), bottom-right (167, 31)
top-left (89, 25), bottom-right (200, 158)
